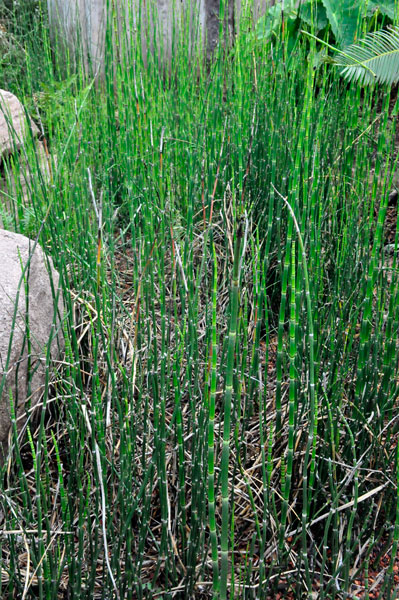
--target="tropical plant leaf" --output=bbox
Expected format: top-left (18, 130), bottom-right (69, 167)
top-left (367, 0), bottom-right (397, 21)
top-left (299, 1), bottom-right (328, 32)
top-left (321, 0), bottom-right (363, 47)
top-left (333, 25), bottom-right (399, 85)
top-left (255, 1), bottom-right (298, 41)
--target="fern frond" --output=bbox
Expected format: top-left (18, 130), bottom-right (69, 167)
top-left (333, 26), bottom-right (399, 85)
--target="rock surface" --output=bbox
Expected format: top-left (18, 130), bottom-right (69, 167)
top-left (0, 89), bottom-right (50, 229)
top-left (0, 230), bottom-right (64, 462)
top-left (0, 141), bottom-right (49, 215)
top-left (0, 89), bottom-right (39, 156)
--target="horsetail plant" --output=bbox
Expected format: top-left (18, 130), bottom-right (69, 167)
top-left (275, 214), bottom-right (293, 435)
top-left (220, 220), bottom-right (244, 600)
top-left (1, 1), bottom-right (399, 597)
top-left (207, 241), bottom-right (219, 597)
top-left (274, 186), bottom-right (318, 588)
top-left (279, 239), bottom-right (296, 554)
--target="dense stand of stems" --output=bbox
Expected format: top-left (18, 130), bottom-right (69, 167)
top-left (0, 2), bottom-right (398, 598)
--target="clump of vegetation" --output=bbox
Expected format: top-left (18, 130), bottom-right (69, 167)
top-left (255, 0), bottom-right (397, 49)
top-left (0, 19), bottom-right (26, 91)
top-left (0, 0), bottom-right (50, 93)
top-left (0, 1), bottom-right (398, 599)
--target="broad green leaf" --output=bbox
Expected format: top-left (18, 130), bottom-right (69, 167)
top-left (256, 1), bottom-right (298, 40)
top-left (367, 0), bottom-right (397, 20)
top-left (299, 1), bottom-right (328, 32)
top-left (321, 0), bottom-right (363, 47)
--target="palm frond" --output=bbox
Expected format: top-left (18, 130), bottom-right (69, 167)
top-left (333, 26), bottom-right (399, 85)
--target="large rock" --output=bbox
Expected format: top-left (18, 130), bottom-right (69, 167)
top-left (0, 141), bottom-right (49, 215)
top-left (0, 230), bottom-right (64, 462)
top-left (0, 90), bottom-right (39, 157)
top-left (0, 89), bottom-right (50, 229)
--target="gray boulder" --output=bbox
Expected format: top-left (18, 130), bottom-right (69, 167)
top-left (0, 89), bottom-right (39, 157)
top-left (0, 140), bottom-right (49, 220)
top-left (0, 230), bottom-right (64, 462)
top-left (0, 89), bottom-right (50, 229)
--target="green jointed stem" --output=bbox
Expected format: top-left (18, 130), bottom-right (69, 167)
top-left (220, 221), bottom-right (243, 600)
top-left (338, 407), bottom-right (359, 591)
top-left (279, 240), bottom-right (296, 552)
top-left (275, 215), bottom-right (293, 435)
top-left (278, 191), bottom-right (317, 586)
top-left (208, 241), bottom-right (219, 595)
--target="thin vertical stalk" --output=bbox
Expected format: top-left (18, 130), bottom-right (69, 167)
top-left (220, 220), bottom-right (243, 600)
top-left (279, 240), bottom-right (296, 552)
top-left (275, 188), bottom-right (317, 593)
top-left (208, 241), bottom-right (219, 596)
top-left (275, 216), bottom-right (293, 435)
